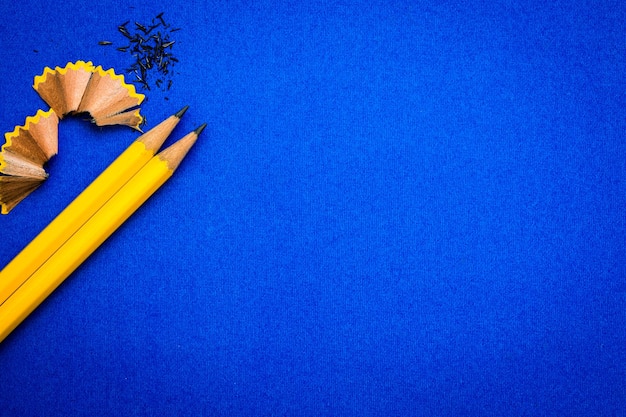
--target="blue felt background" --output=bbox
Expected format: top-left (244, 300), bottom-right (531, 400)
top-left (1, 0), bottom-right (625, 415)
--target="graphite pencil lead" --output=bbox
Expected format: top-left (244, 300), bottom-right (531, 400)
top-left (175, 105), bottom-right (189, 118)
top-left (194, 123), bottom-right (207, 135)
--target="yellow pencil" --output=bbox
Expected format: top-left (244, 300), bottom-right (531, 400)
top-left (0, 124), bottom-right (205, 343)
top-left (0, 106), bottom-right (188, 306)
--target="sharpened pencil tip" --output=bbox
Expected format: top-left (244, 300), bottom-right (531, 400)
top-left (174, 105), bottom-right (189, 118)
top-left (194, 123), bottom-right (207, 136)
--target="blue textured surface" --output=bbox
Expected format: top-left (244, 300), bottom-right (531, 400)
top-left (1, 0), bottom-right (625, 415)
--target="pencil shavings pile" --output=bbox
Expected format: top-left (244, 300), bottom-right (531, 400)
top-left (33, 61), bottom-right (145, 129)
top-left (0, 61), bottom-right (146, 214)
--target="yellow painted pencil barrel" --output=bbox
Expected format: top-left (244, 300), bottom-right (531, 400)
top-left (0, 125), bottom-right (203, 343)
top-left (0, 107), bottom-right (187, 306)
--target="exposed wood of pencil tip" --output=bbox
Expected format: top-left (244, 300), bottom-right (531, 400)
top-left (158, 124), bottom-right (206, 171)
top-left (137, 105), bottom-right (189, 152)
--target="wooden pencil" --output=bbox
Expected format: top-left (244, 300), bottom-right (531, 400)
top-left (0, 124), bottom-right (204, 343)
top-left (0, 106), bottom-right (188, 306)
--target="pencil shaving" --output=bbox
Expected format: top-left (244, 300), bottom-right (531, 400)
top-left (0, 110), bottom-right (59, 214)
top-left (0, 177), bottom-right (44, 214)
top-left (33, 61), bottom-right (95, 116)
top-left (33, 61), bottom-right (145, 130)
top-left (93, 109), bottom-right (144, 130)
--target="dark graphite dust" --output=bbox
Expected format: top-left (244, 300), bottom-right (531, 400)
top-left (100, 12), bottom-right (180, 97)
